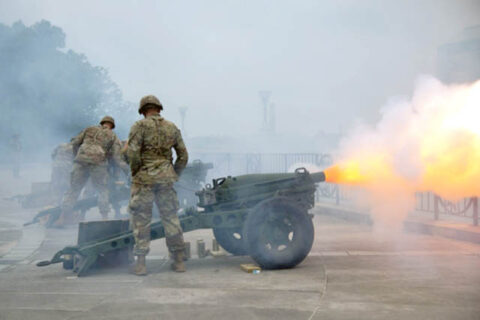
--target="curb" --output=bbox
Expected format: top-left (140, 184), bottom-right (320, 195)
top-left (403, 220), bottom-right (480, 244)
top-left (315, 203), bottom-right (480, 245)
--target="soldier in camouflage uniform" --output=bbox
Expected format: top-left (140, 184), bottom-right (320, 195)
top-left (55, 116), bottom-right (129, 227)
top-left (50, 143), bottom-right (74, 205)
top-left (78, 138), bottom-right (127, 221)
top-left (127, 95), bottom-right (188, 276)
top-left (9, 134), bottom-right (22, 178)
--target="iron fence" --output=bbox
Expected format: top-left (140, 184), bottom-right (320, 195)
top-left (191, 152), bottom-right (333, 178)
top-left (415, 192), bottom-right (479, 226)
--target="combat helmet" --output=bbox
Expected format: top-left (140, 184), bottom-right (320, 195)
top-left (100, 116), bottom-right (115, 129)
top-left (139, 95), bottom-right (163, 114)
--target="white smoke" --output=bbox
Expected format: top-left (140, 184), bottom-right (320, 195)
top-left (332, 76), bottom-right (480, 231)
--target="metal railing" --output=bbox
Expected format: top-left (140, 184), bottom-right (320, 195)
top-left (315, 183), bottom-right (355, 206)
top-left (316, 187), bottom-right (480, 226)
top-left (191, 152), bottom-right (333, 179)
top-left (415, 192), bottom-right (479, 226)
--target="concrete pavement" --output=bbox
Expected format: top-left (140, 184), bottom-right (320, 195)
top-left (0, 211), bottom-right (479, 319)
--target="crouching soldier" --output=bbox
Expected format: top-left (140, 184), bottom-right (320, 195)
top-left (55, 116), bottom-right (130, 227)
top-left (127, 95), bottom-right (188, 276)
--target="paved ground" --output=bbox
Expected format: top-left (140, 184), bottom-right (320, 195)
top-left (1, 167), bottom-right (480, 319)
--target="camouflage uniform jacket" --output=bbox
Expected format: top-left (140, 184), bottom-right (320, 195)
top-left (70, 126), bottom-right (129, 172)
top-left (127, 114), bottom-right (188, 185)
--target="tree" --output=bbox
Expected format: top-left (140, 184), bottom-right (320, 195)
top-left (0, 20), bottom-right (129, 161)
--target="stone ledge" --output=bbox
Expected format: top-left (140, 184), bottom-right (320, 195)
top-left (314, 203), bottom-right (480, 244)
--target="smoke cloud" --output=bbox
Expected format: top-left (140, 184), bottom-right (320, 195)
top-left (327, 76), bottom-right (480, 228)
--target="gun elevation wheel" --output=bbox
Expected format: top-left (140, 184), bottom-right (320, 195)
top-left (243, 197), bottom-right (314, 269)
top-left (213, 227), bottom-right (248, 255)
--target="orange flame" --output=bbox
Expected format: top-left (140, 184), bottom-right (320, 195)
top-left (325, 163), bottom-right (367, 185)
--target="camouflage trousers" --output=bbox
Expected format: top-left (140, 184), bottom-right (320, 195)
top-left (62, 163), bottom-right (110, 217)
top-left (128, 182), bottom-right (185, 256)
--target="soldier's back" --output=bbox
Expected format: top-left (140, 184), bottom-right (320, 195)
top-left (139, 116), bottom-right (179, 154)
top-left (75, 126), bottom-right (116, 165)
top-left (130, 115), bottom-right (181, 184)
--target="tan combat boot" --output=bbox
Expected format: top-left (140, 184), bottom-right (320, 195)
top-left (130, 255), bottom-right (147, 276)
top-left (171, 251), bottom-right (186, 272)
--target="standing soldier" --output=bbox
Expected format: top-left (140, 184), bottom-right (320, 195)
top-left (50, 143), bottom-right (74, 205)
top-left (127, 95), bottom-right (188, 276)
top-left (9, 134), bottom-right (22, 178)
top-left (55, 116), bottom-right (129, 227)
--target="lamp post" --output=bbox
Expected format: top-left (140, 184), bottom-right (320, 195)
top-left (258, 90), bottom-right (271, 132)
top-left (178, 106), bottom-right (188, 136)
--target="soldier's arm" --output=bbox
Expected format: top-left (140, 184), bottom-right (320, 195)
top-left (173, 128), bottom-right (189, 176)
top-left (127, 122), bottom-right (143, 177)
top-left (110, 136), bottom-right (130, 177)
top-left (70, 130), bottom-right (85, 155)
top-left (121, 140), bottom-right (129, 164)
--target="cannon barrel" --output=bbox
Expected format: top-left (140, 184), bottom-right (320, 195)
top-left (195, 168), bottom-right (326, 210)
top-left (310, 171), bottom-right (326, 183)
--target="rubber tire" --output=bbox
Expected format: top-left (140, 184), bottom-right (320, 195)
top-left (243, 197), bottom-right (314, 269)
top-left (213, 227), bottom-right (248, 256)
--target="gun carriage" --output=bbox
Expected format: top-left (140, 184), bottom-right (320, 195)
top-left (37, 168), bottom-right (326, 276)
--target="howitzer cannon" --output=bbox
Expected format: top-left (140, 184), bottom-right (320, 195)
top-left (23, 183), bottom-right (131, 227)
top-left (25, 161), bottom-right (213, 227)
top-left (37, 168), bottom-right (326, 276)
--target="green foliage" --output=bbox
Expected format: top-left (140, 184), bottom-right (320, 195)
top-left (0, 20), bottom-right (127, 160)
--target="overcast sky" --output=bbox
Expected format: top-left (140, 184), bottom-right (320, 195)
top-left (1, 0), bottom-right (479, 138)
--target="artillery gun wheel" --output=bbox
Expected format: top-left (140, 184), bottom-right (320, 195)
top-left (244, 197), bottom-right (314, 269)
top-left (213, 227), bottom-right (248, 256)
